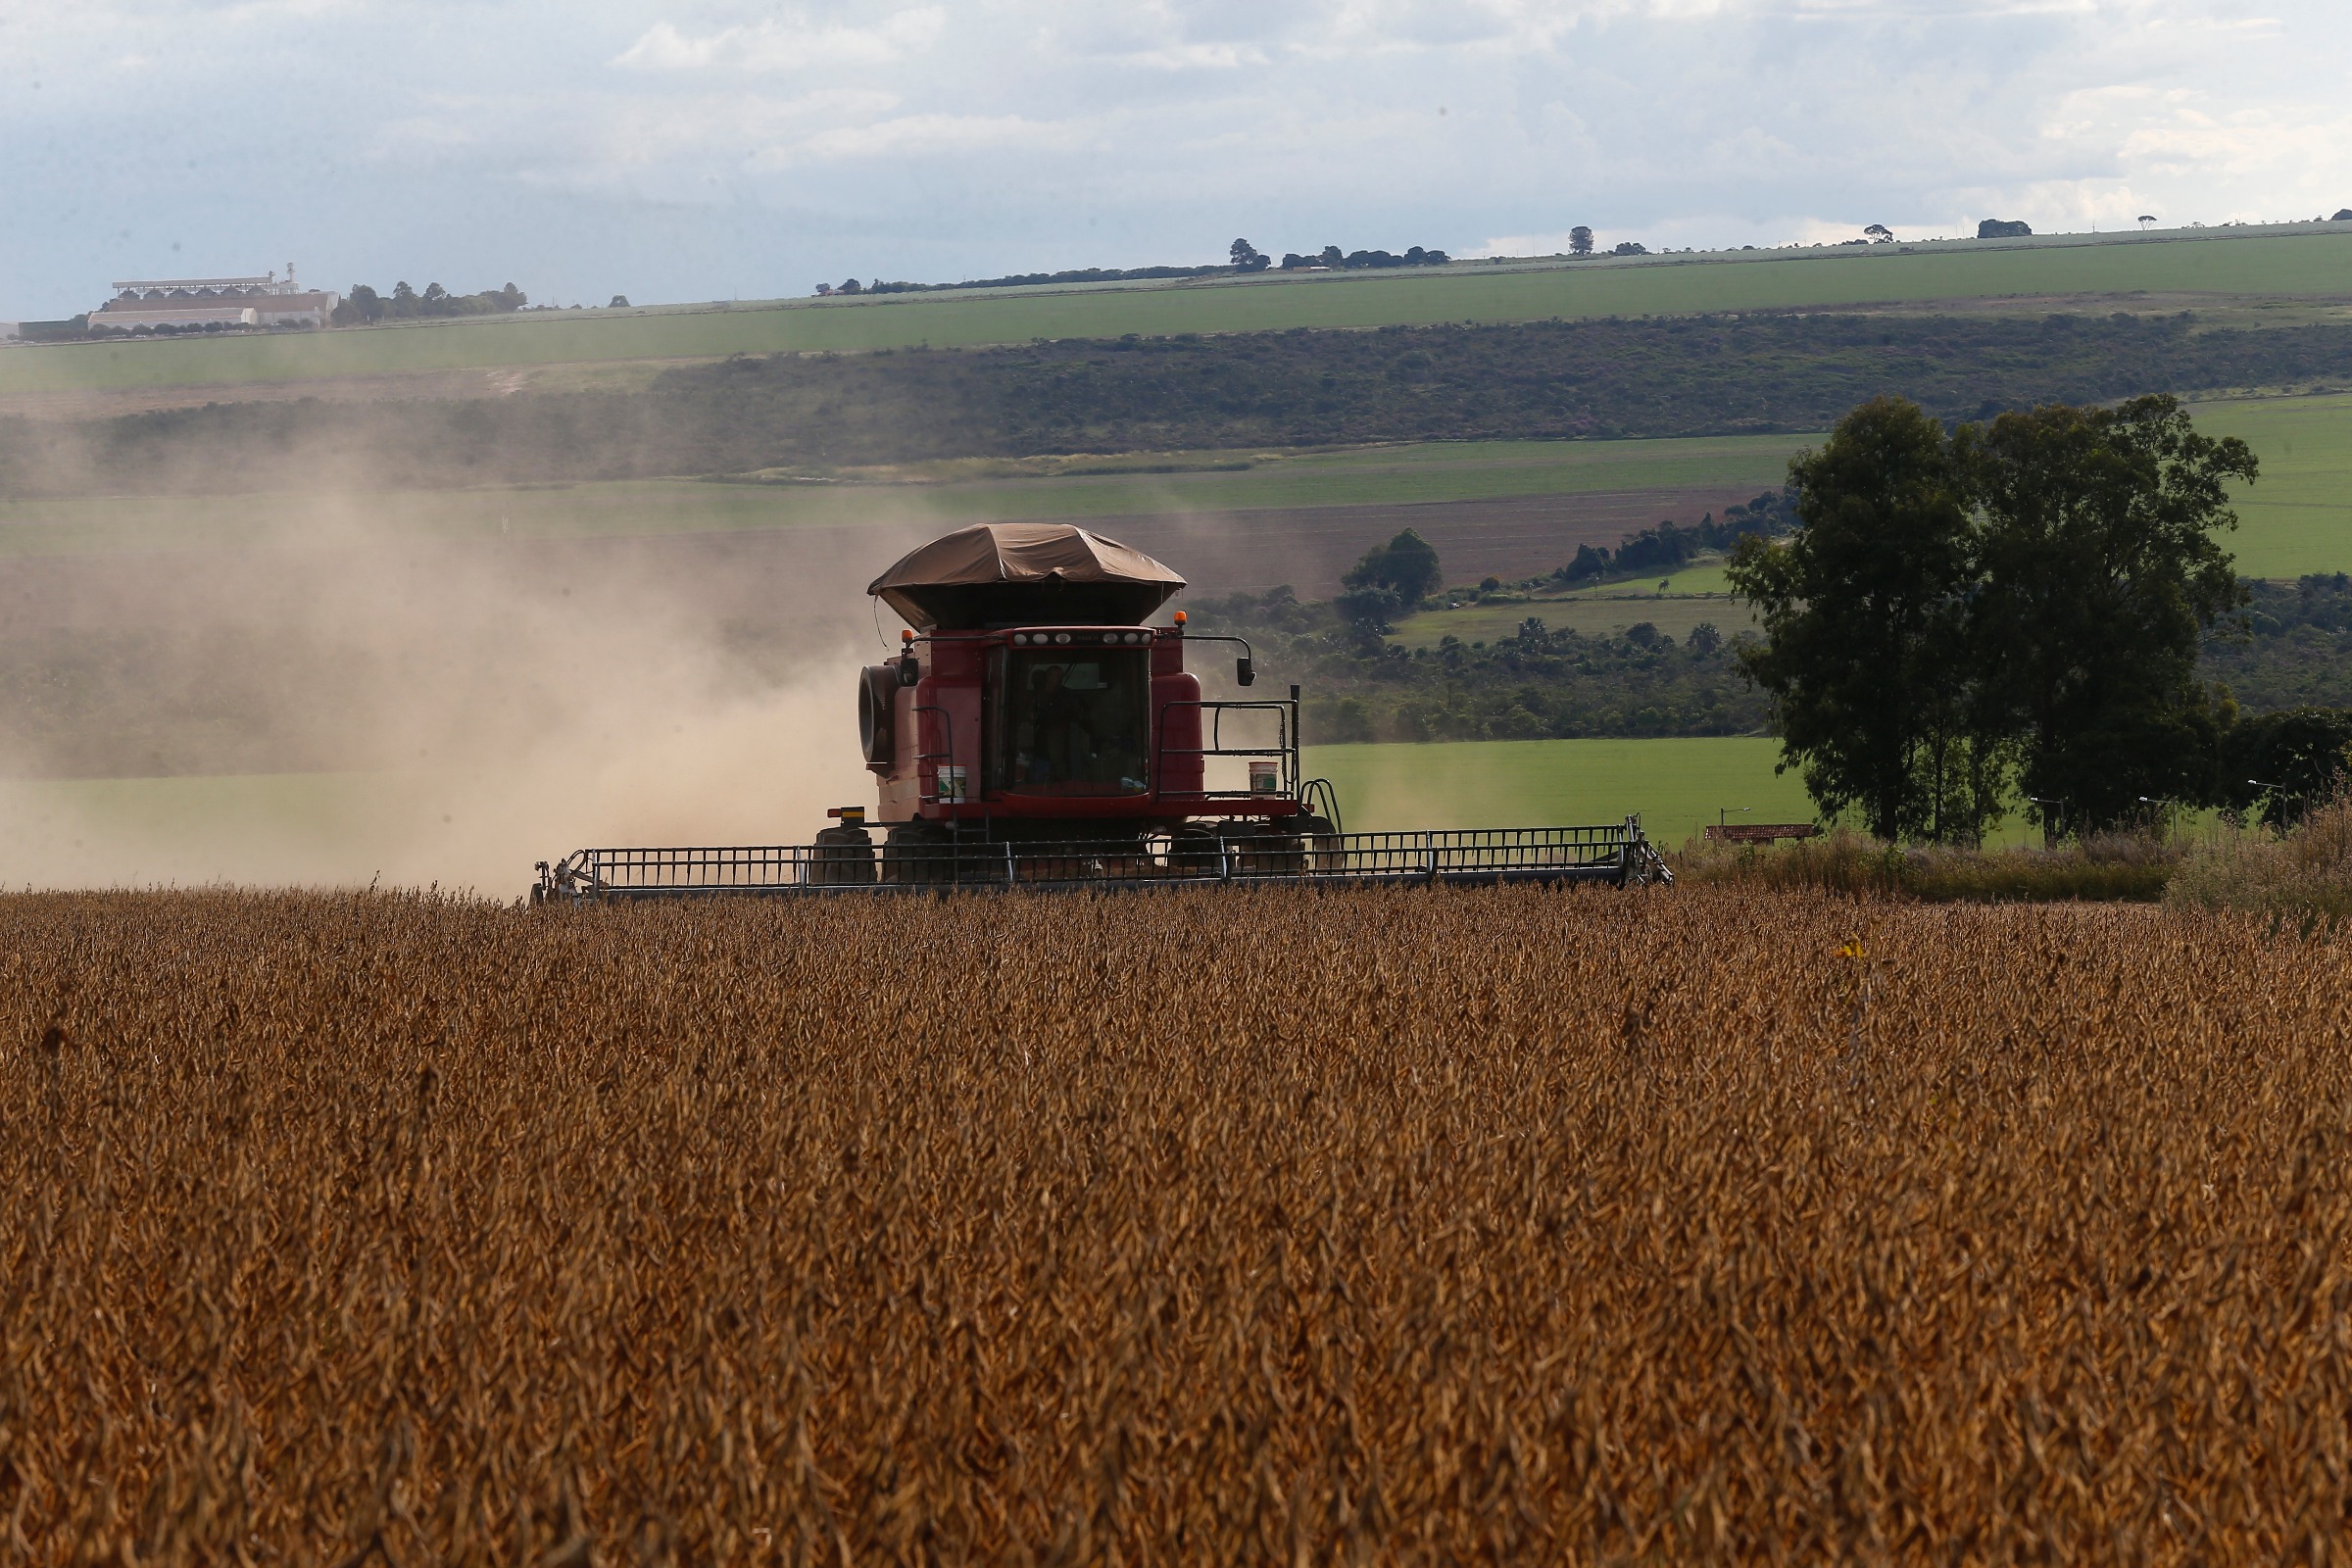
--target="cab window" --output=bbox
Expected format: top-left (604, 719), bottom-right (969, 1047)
top-left (990, 648), bottom-right (1151, 795)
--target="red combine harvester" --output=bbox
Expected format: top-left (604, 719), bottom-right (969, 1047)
top-left (533, 523), bottom-right (1668, 899)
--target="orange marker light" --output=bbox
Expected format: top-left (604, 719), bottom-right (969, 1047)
top-left (901, 628), bottom-right (914, 642)
top-left (1173, 611), bottom-right (1188, 626)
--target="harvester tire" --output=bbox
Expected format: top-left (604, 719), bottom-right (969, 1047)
top-left (1169, 827), bottom-right (1223, 877)
top-left (1229, 821), bottom-right (1303, 876)
top-left (883, 823), bottom-right (956, 886)
top-left (810, 823), bottom-right (878, 886)
top-left (1295, 814), bottom-right (1342, 874)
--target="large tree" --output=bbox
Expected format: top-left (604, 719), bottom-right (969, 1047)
top-left (1728, 398), bottom-right (1990, 842)
top-left (1335, 528), bottom-right (1443, 634)
top-left (1963, 395), bottom-right (2255, 834)
top-left (1344, 528), bottom-right (1442, 604)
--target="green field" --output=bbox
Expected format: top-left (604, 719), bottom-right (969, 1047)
top-left (1399, 590), bottom-right (1750, 647)
top-left (5, 392), bottom-right (2343, 579)
top-left (1, 738), bottom-right (1809, 887)
top-left (0, 435), bottom-right (1801, 557)
top-left (9, 227), bottom-right (2350, 397)
top-left (1307, 736), bottom-right (1815, 843)
top-left (2185, 393), bottom-right (2352, 578)
top-left (1302, 735), bottom-right (2088, 848)
top-left (1560, 564), bottom-right (1736, 597)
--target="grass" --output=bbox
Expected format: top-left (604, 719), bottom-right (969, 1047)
top-left (1304, 735), bottom-right (1815, 840)
top-left (8, 226), bottom-right (2350, 396)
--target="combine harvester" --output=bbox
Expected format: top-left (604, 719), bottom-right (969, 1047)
top-left (534, 523), bottom-right (1669, 900)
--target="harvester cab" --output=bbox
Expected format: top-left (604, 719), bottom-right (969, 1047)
top-left (847, 523), bottom-right (1334, 881)
top-left (532, 523), bottom-right (1669, 900)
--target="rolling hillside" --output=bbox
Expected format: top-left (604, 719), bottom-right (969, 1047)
top-left (6, 224), bottom-right (2349, 400)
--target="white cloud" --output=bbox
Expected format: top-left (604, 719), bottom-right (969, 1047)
top-left (790, 112), bottom-right (1078, 161)
top-left (1113, 41), bottom-right (1271, 70)
top-left (614, 8), bottom-right (946, 73)
top-left (5, 0), bottom-right (2352, 317)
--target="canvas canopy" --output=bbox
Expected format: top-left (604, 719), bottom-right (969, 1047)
top-left (868, 522), bottom-right (1187, 629)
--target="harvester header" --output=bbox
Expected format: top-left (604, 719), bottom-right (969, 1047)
top-left (533, 523), bottom-right (1668, 900)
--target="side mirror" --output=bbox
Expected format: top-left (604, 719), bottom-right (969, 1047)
top-left (898, 655), bottom-right (920, 687)
top-left (1236, 656), bottom-right (1255, 688)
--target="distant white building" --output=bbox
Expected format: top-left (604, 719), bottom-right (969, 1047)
top-left (87, 266), bottom-right (340, 334)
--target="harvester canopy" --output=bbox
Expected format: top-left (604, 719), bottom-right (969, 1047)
top-left (868, 522), bottom-right (1186, 630)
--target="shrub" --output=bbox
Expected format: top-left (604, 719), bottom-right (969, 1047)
top-left (1675, 828), bottom-right (2177, 901)
top-left (2166, 793), bottom-right (2352, 922)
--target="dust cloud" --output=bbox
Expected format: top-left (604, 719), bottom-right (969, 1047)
top-left (0, 492), bottom-right (942, 895)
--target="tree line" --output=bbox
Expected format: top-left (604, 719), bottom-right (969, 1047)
top-left (1554, 494), bottom-right (1800, 586)
top-left (1731, 394), bottom-right (2258, 843)
top-left (1191, 577), bottom-right (1771, 747)
top-left (1563, 228), bottom-right (1653, 258)
top-left (635, 312), bottom-right (2339, 470)
top-left (332, 282), bottom-right (527, 325)
top-left (6, 311), bottom-right (2348, 500)
top-left (2205, 576), bottom-right (2352, 722)
top-left (824, 265), bottom-right (1226, 297)
top-left (812, 237), bottom-right (1448, 297)
top-left (1259, 243), bottom-right (1451, 271)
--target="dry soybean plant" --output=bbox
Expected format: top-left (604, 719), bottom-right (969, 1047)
top-left (5, 885), bottom-right (2352, 1563)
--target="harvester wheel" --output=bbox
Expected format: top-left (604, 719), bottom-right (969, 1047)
top-left (883, 823), bottom-right (956, 885)
top-left (1229, 821), bottom-right (1304, 876)
top-left (1169, 827), bottom-right (1223, 877)
top-left (810, 822), bottom-right (878, 886)
top-left (1295, 814), bottom-right (1342, 874)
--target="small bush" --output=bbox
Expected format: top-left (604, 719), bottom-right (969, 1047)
top-left (2166, 794), bottom-right (2352, 923)
top-left (1674, 828), bottom-right (2176, 902)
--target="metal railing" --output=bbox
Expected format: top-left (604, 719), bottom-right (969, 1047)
top-left (534, 819), bottom-right (1670, 902)
top-left (1154, 697), bottom-right (1298, 802)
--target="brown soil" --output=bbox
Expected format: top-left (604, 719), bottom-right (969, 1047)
top-left (0, 483), bottom-right (1751, 623)
top-left (1051, 486), bottom-right (1758, 596)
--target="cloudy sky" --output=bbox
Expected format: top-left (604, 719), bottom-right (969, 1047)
top-left (4, 0), bottom-right (2348, 318)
